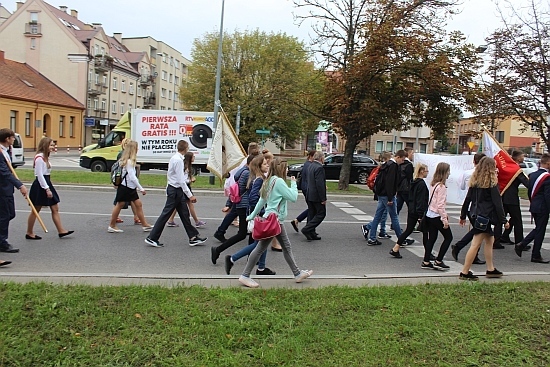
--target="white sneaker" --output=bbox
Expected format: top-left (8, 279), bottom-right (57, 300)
top-left (295, 270), bottom-right (313, 283)
top-left (144, 237), bottom-right (164, 248)
top-left (238, 275), bottom-right (259, 288)
top-left (107, 226), bottom-right (123, 233)
top-left (142, 226), bottom-right (153, 232)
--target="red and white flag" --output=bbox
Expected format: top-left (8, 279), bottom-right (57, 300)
top-left (482, 131), bottom-right (521, 194)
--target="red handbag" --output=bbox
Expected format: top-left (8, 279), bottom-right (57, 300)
top-left (252, 212), bottom-right (281, 240)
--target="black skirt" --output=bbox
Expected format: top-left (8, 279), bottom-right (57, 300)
top-left (29, 175), bottom-right (60, 207)
top-left (115, 185), bottom-right (139, 203)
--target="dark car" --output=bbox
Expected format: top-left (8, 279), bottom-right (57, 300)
top-left (288, 154), bottom-right (378, 184)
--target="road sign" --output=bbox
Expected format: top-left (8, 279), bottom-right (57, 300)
top-left (467, 141), bottom-right (475, 149)
top-left (255, 129), bottom-right (270, 134)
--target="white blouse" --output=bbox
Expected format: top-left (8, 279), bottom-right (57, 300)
top-left (121, 159), bottom-right (143, 191)
top-left (33, 153), bottom-right (51, 190)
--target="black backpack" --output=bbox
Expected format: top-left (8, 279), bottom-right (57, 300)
top-left (111, 160), bottom-right (127, 186)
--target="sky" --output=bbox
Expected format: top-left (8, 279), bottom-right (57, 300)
top-left (3, 0), bottom-right (528, 59)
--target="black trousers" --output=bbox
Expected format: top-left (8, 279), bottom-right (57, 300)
top-left (397, 213), bottom-right (427, 246)
top-left (148, 186), bottom-right (199, 241)
top-left (302, 201), bottom-right (326, 235)
top-left (521, 212), bottom-right (549, 259)
top-left (500, 204), bottom-right (524, 243)
top-left (0, 195), bottom-right (15, 247)
top-left (215, 207), bottom-right (248, 255)
top-left (424, 217), bottom-right (453, 262)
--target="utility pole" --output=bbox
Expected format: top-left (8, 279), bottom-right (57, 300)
top-left (210, 0), bottom-right (225, 185)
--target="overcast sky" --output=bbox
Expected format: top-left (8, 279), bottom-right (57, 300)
top-left (4, 0), bottom-right (529, 59)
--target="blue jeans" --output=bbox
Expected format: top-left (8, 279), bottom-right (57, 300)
top-left (365, 207), bottom-right (387, 234)
top-left (369, 196), bottom-right (402, 241)
top-left (231, 240), bottom-right (268, 269)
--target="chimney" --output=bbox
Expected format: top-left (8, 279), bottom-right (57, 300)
top-left (16, 2), bottom-right (24, 10)
top-left (70, 9), bottom-right (78, 18)
top-left (113, 33), bottom-right (122, 43)
top-left (91, 22), bottom-right (102, 29)
top-left (0, 50), bottom-right (5, 63)
top-left (59, 5), bottom-right (68, 13)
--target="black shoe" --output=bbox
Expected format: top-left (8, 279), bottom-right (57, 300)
top-left (301, 229), bottom-right (313, 240)
top-left (25, 234), bottom-right (42, 240)
top-left (389, 249), bottom-right (402, 258)
top-left (271, 246), bottom-right (283, 252)
top-left (58, 230), bottom-right (74, 238)
top-left (290, 220), bottom-right (299, 233)
top-left (486, 268), bottom-right (503, 278)
top-left (523, 245), bottom-right (531, 251)
top-left (210, 246), bottom-right (219, 265)
top-left (0, 260), bottom-right (12, 267)
top-left (0, 245), bottom-right (19, 253)
top-left (256, 268), bottom-right (276, 275)
top-left (367, 239), bottom-right (382, 246)
top-left (451, 244), bottom-right (459, 261)
top-left (459, 271), bottom-right (479, 281)
top-left (224, 255), bottom-right (234, 275)
top-left (514, 243), bottom-right (523, 257)
top-left (434, 260), bottom-right (450, 270)
top-left (213, 232), bottom-right (227, 243)
top-left (531, 257), bottom-right (550, 264)
top-left (473, 257), bottom-right (486, 265)
top-left (310, 235), bottom-right (322, 241)
top-left (493, 244), bottom-right (505, 249)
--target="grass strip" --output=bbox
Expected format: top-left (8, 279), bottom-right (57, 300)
top-left (0, 282), bottom-right (548, 366)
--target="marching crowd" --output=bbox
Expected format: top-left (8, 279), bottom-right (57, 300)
top-left (1, 126), bottom-right (549, 285)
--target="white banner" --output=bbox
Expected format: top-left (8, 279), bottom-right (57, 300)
top-left (414, 153), bottom-right (475, 205)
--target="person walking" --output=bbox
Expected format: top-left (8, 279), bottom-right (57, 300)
top-left (290, 149), bottom-right (316, 233)
top-left (0, 128), bottom-right (27, 254)
top-left (459, 157), bottom-right (509, 280)
top-left (26, 137), bottom-right (74, 239)
top-left (145, 140), bottom-right (207, 247)
top-left (514, 153), bottom-right (550, 264)
top-left (494, 150), bottom-right (529, 248)
top-left (396, 147), bottom-right (414, 215)
top-left (211, 155), bottom-right (253, 264)
top-left (224, 155), bottom-right (276, 275)
top-left (114, 138), bottom-right (140, 225)
top-left (301, 151), bottom-right (327, 240)
top-left (421, 162), bottom-right (452, 270)
top-left (364, 150), bottom-right (406, 245)
top-left (239, 158), bottom-right (312, 288)
top-left (389, 163), bottom-right (429, 258)
top-left (108, 140), bottom-right (153, 233)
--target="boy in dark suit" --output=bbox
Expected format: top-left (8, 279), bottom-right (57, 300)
top-left (301, 151), bottom-right (327, 240)
top-left (515, 153), bottom-right (550, 263)
top-left (0, 128), bottom-right (28, 254)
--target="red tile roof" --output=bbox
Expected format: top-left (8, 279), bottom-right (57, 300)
top-left (0, 56), bottom-right (85, 109)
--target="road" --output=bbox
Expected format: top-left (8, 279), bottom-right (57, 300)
top-left (1, 185), bottom-right (548, 287)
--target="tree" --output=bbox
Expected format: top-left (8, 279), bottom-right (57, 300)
top-left (482, 0), bottom-right (550, 150)
top-left (294, 0), bottom-right (480, 189)
top-left (180, 30), bottom-right (325, 148)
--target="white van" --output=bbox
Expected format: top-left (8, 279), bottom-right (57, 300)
top-left (12, 133), bottom-right (25, 168)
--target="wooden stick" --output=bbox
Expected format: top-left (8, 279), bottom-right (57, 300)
top-left (6, 161), bottom-right (48, 233)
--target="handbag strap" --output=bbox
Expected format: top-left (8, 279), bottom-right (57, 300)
top-left (265, 177), bottom-right (281, 212)
top-left (427, 182), bottom-right (441, 208)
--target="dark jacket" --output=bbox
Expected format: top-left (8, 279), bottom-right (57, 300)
top-left (299, 160), bottom-right (312, 192)
top-left (305, 161), bottom-right (327, 202)
top-left (375, 159), bottom-right (399, 198)
top-left (235, 166), bottom-right (250, 209)
top-left (408, 178), bottom-right (429, 216)
top-left (0, 152), bottom-right (22, 197)
top-left (502, 172), bottom-right (528, 205)
top-left (398, 159), bottom-right (413, 193)
top-left (460, 185), bottom-right (506, 225)
top-left (527, 169), bottom-right (550, 214)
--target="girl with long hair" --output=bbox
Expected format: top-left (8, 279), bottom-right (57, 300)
top-left (26, 137), bottom-right (73, 239)
top-left (390, 163), bottom-right (429, 258)
top-left (108, 140), bottom-right (153, 233)
top-left (167, 152), bottom-right (206, 227)
top-left (422, 162), bottom-right (452, 270)
top-left (459, 157), bottom-right (508, 280)
top-left (239, 158), bottom-right (313, 288)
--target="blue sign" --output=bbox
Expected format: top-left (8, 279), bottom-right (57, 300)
top-left (84, 118), bottom-right (95, 127)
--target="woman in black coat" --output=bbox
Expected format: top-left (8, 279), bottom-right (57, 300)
top-left (459, 157), bottom-right (509, 280)
top-left (390, 163), bottom-right (429, 258)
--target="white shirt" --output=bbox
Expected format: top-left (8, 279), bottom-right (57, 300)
top-left (1, 145), bottom-right (11, 164)
top-left (167, 152), bottom-right (192, 198)
top-left (33, 153), bottom-right (51, 189)
top-left (121, 160), bottom-right (143, 191)
top-left (460, 168), bottom-right (475, 191)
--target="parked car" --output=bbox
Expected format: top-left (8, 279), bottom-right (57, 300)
top-left (11, 133), bottom-right (25, 168)
top-left (287, 154), bottom-right (378, 184)
top-left (519, 161), bottom-right (538, 176)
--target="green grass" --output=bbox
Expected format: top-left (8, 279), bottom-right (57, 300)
top-left (14, 170), bottom-right (370, 194)
top-left (0, 282), bottom-right (548, 366)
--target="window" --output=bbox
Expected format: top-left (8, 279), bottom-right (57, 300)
top-left (121, 80), bottom-right (126, 92)
top-left (169, 73), bottom-right (173, 83)
top-left (112, 77), bottom-right (118, 90)
top-left (395, 142), bottom-right (403, 151)
top-left (93, 98), bottom-right (99, 110)
top-left (168, 90), bottom-right (172, 100)
top-left (30, 12), bottom-right (38, 23)
top-left (95, 73), bottom-right (99, 84)
top-left (161, 88), bottom-right (166, 98)
top-left (128, 104), bottom-right (133, 112)
top-left (137, 87), bottom-right (142, 97)
top-left (420, 143), bottom-right (427, 154)
top-left (495, 131), bottom-right (505, 143)
top-left (59, 115), bottom-right (65, 137)
top-left (94, 44), bottom-right (99, 55)
top-left (120, 102), bottom-right (125, 115)
top-left (174, 92), bottom-right (179, 102)
top-left (174, 59), bottom-right (180, 69)
top-left (25, 112), bottom-right (32, 136)
top-left (375, 140), bottom-right (383, 153)
top-left (87, 98), bottom-right (91, 109)
top-left (169, 56), bottom-right (173, 66)
top-left (69, 116), bottom-right (74, 137)
top-left (386, 141), bottom-right (394, 152)
top-left (102, 75), bottom-right (107, 85)
top-left (129, 82), bottom-right (134, 95)
top-left (30, 38), bottom-right (36, 49)
top-left (10, 110), bottom-right (17, 131)
top-left (162, 70), bottom-right (167, 80)
top-left (101, 99), bottom-right (106, 111)
top-left (174, 76), bottom-right (179, 85)
top-left (112, 101), bottom-right (117, 114)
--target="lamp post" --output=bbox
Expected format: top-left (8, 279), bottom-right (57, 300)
top-left (210, 0), bottom-right (225, 185)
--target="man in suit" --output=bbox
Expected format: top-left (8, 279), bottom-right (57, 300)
top-left (515, 153), bottom-right (550, 263)
top-left (301, 151), bottom-right (327, 240)
top-left (290, 149), bottom-right (316, 232)
top-left (0, 128), bottom-right (28, 253)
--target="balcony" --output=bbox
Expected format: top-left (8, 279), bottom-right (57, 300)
top-left (24, 22), bottom-right (42, 36)
top-left (143, 94), bottom-right (156, 108)
top-left (93, 108), bottom-right (107, 115)
top-left (94, 55), bottom-right (113, 72)
top-left (139, 74), bottom-right (154, 87)
top-left (88, 83), bottom-right (105, 96)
